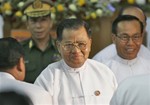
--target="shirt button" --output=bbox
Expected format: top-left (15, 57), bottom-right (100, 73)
top-left (94, 90), bottom-right (100, 96)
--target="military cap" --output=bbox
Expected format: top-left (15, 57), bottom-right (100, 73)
top-left (22, 0), bottom-right (53, 17)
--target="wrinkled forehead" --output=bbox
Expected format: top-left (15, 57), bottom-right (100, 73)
top-left (117, 20), bottom-right (141, 31)
top-left (62, 27), bottom-right (89, 41)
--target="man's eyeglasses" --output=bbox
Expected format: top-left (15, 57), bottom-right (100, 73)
top-left (116, 34), bottom-right (142, 43)
top-left (61, 42), bottom-right (87, 51)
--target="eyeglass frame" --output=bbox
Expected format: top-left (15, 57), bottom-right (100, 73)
top-left (60, 41), bottom-right (88, 51)
top-left (116, 33), bottom-right (143, 43)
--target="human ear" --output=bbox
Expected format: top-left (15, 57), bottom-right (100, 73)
top-left (56, 41), bottom-right (61, 53)
top-left (112, 34), bottom-right (116, 43)
top-left (16, 57), bottom-right (25, 81)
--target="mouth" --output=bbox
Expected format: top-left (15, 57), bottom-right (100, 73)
top-left (35, 31), bottom-right (43, 34)
top-left (71, 54), bottom-right (82, 59)
top-left (34, 31), bottom-right (43, 36)
top-left (126, 48), bottom-right (134, 52)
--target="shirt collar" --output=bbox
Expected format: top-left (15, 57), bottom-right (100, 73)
top-left (61, 60), bottom-right (87, 73)
top-left (28, 37), bottom-right (56, 50)
top-left (115, 55), bottom-right (139, 66)
top-left (0, 72), bottom-right (15, 80)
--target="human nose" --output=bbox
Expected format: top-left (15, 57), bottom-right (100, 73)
top-left (34, 21), bottom-right (41, 27)
top-left (127, 37), bottom-right (135, 44)
top-left (71, 44), bottom-right (80, 52)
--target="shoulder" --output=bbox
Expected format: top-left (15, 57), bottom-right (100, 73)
top-left (87, 59), bottom-right (115, 76)
top-left (139, 45), bottom-right (150, 59)
top-left (0, 78), bottom-right (46, 93)
top-left (87, 59), bottom-right (107, 66)
top-left (113, 74), bottom-right (150, 99)
top-left (20, 38), bottom-right (31, 46)
top-left (38, 60), bottom-right (62, 75)
top-left (92, 44), bottom-right (116, 62)
top-left (120, 74), bottom-right (150, 87)
top-left (87, 59), bottom-right (118, 88)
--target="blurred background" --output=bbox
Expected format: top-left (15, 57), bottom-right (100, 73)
top-left (0, 0), bottom-right (150, 58)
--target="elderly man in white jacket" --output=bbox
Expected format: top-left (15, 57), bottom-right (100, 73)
top-left (0, 37), bottom-right (52, 105)
top-left (34, 18), bottom-right (118, 105)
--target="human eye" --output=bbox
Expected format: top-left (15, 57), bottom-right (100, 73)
top-left (64, 43), bottom-right (73, 49)
top-left (133, 34), bottom-right (141, 40)
top-left (120, 35), bottom-right (128, 41)
top-left (41, 17), bottom-right (47, 21)
top-left (78, 42), bottom-right (86, 49)
top-left (29, 18), bottom-right (36, 23)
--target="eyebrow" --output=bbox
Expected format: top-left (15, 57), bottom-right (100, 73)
top-left (63, 40), bottom-right (87, 43)
top-left (118, 33), bottom-right (141, 36)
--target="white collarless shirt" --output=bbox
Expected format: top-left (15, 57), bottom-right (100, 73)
top-left (0, 72), bottom-right (52, 105)
top-left (110, 74), bottom-right (150, 105)
top-left (35, 59), bottom-right (117, 105)
top-left (104, 55), bottom-right (150, 84)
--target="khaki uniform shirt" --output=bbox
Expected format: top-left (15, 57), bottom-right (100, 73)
top-left (21, 38), bottom-right (61, 83)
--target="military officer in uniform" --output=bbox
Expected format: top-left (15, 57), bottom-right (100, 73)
top-left (21, 0), bottom-right (61, 83)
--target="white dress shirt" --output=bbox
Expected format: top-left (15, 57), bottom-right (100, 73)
top-left (92, 44), bottom-right (150, 63)
top-left (110, 74), bottom-right (150, 105)
top-left (104, 54), bottom-right (150, 83)
top-left (0, 72), bottom-right (52, 105)
top-left (34, 59), bottom-right (117, 105)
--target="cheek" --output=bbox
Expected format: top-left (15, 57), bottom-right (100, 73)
top-left (43, 23), bottom-right (50, 28)
top-left (116, 42), bottom-right (124, 52)
top-left (136, 43), bottom-right (142, 51)
top-left (59, 48), bottom-right (69, 58)
top-left (27, 24), bottom-right (34, 31)
top-left (83, 48), bottom-right (91, 58)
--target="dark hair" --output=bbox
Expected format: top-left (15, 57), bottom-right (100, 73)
top-left (0, 91), bottom-right (33, 105)
top-left (118, 5), bottom-right (147, 23)
top-left (56, 18), bottom-right (92, 41)
top-left (0, 37), bottom-right (24, 70)
top-left (112, 15), bottom-right (144, 35)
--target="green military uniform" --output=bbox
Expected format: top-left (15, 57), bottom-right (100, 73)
top-left (22, 0), bottom-right (61, 83)
top-left (21, 38), bottom-right (61, 83)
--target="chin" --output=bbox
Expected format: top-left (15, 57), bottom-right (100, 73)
top-left (126, 56), bottom-right (137, 60)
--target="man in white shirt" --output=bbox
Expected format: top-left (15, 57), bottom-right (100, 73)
top-left (103, 15), bottom-right (150, 83)
top-left (0, 37), bottom-right (52, 105)
top-left (110, 74), bottom-right (150, 105)
top-left (93, 6), bottom-right (150, 63)
top-left (34, 18), bottom-right (117, 105)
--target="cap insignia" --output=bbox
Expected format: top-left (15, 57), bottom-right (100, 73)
top-left (32, 0), bottom-right (43, 9)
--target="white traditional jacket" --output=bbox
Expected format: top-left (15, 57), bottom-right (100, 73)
top-left (35, 59), bottom-right (118, 105)
top-left (92, 44), bottom-right (150, 63)
top-left (110, 74), bottom-right (150, 105)
top-left (104, 55), bottom-right (150, 84)
top-left (0, 72), bottom-right (52, 105)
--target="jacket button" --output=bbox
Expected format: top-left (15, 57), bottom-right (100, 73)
top-left (94, 90), bottom-right (100, 96)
